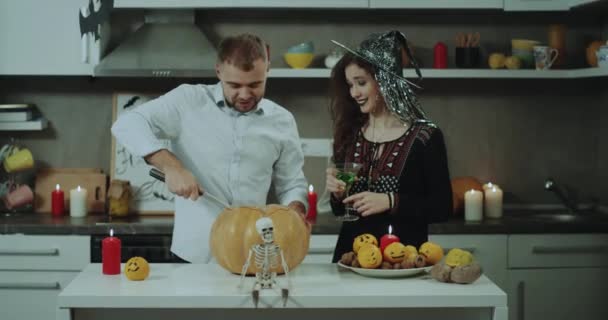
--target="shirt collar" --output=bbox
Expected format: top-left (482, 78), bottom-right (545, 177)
top-left (212, 82), bottom-right (265, 116)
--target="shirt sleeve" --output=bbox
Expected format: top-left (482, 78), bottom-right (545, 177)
top-left (111, 85), bottom-right (189, 158)
top-left (393, 128), bottom-right (453, 224)
top-left (272, 113), bottom-right (308, 209)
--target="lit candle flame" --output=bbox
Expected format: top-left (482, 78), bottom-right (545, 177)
top-left (486, 182), bottom-right (493, 188)
top-left (55, 184), bottom-right (60, 191)
top-left (77, 185), bottom-right (81, 192)
top-left (388, 225), bottom-right (393, 234)
top-left (110, 228), bottom-right (114, 237)
top-left (309, 184), bottom-right (314, 193)
top-left (491, 186), bottom-right (497, 192)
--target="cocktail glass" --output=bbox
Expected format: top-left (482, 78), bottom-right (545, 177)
top-left (334, 162), bottom-right (363, 222)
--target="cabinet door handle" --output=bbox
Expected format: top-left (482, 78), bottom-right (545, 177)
top-left (0, 281), bottom-right (60, 290)
top-left (0, 248), bottom-right (59, 256)
top-left (532, 245), bottom-right (608, 254)
top-left (443, 247), bottom-right (476, 254)
top-left (517, 281), bottom-right (525, 320)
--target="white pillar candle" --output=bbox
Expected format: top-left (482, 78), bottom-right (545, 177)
top-left (70, 185), bottom-right (88, 217)
top-left (484, 186), bottom-right (504, 218)
top-left (483, 182), bottom-right (499, 191)
top-left (464, 189), bottom-right (483, 222)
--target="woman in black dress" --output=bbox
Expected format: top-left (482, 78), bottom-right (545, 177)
top-left (326, 30), bottom-right (453, 262)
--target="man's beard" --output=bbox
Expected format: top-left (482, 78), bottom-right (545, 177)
top-left (226, 96), bottom-right (261, 112)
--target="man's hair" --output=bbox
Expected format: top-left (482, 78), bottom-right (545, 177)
top-left (217, 34), bottom-right (268, 71)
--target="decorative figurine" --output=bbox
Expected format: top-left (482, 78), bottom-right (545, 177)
top-left (239, 217), bottom-right (291, 308)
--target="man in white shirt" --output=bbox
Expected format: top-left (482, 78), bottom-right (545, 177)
top-left (112, 34), bottom-right (309, 263)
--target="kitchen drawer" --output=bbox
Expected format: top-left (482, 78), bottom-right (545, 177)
top-left (508, 234), bottom-right (608, 268)
top-left (303, 235), bottom-right (337, 264)
top-left (0, 235), bottom-right (90, 271)
top-left (0, 270), bottom-right (78, 320)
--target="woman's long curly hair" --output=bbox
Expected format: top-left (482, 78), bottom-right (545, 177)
top-left (329, 53), bottom-right (377, 163)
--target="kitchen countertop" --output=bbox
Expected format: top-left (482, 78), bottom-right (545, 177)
top-left (1, 208), bottom-right (607, 235)
top-left (58, 263), bottom-right (506, 311)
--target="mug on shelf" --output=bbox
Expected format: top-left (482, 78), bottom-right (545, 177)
top-left (455, 47), bottom-right (480, 68)
top-left (3, 148), bottom-right (34, 173)
top-left (533, 45), bottom-right (559, 70)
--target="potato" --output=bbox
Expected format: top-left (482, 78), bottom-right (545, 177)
top-left (401, 255), bottom-right (416, 269)
top-left (430, 262), bottom-right (453, 283)
top-left (414, 254), bottom-right (427, 268)
top-left (381, 261), bottom-right (393, 269)
top-left (450, 262), bottom-right (482, 284)
top-left (340, 252), bottom-right (355, 265)
top-left (393, 263), bottom-right (402, 269)
top-left (351, 259), bottom-right (361, 268)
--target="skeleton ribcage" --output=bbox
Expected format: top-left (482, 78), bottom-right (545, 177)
top-left (253, 244), bottom-right (280, 270)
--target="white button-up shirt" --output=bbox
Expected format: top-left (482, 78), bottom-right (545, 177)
top-left (111, 83), bottom-right (308, 263)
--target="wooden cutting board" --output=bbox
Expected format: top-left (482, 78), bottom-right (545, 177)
top-left (34, 168), bottom-right (108, 214)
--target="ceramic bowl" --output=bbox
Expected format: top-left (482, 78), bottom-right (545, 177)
top-left (284, 53), bottom-right (315, 69)
top-left (286, 41), bottom-right (314, 54)
top-left (511, 39), bottom-right (540, 51)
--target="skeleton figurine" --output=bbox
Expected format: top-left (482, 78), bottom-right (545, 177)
top-left (239, 217), bottom-right (291, 308)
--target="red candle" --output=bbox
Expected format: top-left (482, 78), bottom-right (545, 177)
top-left (306, 184), bottom-right (317, 223)
top-left (51, 184), bottom-right (65, 217)
top-left (380, 225), bottom-right (400, 253)
top-left (102, 229), bottom-right (121, 275)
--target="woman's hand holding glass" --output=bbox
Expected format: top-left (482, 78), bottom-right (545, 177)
top-left (343, 191), bottom-right (390, 217)
top-left (325, 167), bottom-right (346, 198)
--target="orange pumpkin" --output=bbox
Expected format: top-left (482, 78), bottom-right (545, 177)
top-left (451, 177), bottom-right (483, 215)
top-left (586, 40), bottom-right (606, 67)
top-left (210, 204), bottom-right (310, 275)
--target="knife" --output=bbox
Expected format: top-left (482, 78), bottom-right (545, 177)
top-left (149, 168), bottom-right (230, 208)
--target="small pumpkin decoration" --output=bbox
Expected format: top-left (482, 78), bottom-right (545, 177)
top-left (209, 205), bottom-right (310, 275)
top-left (124, 256), bottom-right (150, 281)
top-left (451, 177), bottom-right (483, 215)
top-left (357, 244), bottom-right (382, 269)
top-left (383, 242), bottom-right (407, 263)
top-left (352, 233), bottom-right (378, 253)
top-left (445, 248), bottom-right (474, 267)
top-left (586, 40), bottom-right (607, 67)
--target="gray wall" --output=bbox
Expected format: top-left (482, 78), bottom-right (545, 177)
top-left (1, 9), bottom-right (606, 206)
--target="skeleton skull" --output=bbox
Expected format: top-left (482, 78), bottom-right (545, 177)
top-left (255, 217), bottom-right (274, 243)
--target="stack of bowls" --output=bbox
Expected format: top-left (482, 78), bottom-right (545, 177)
top-left (511, 39), bottom-right (540, 68)
top-left (284, 42), bottom-right (315, 69)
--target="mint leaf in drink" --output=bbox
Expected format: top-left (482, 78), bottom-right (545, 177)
top-left (336, 172), bottom-right (356, 185)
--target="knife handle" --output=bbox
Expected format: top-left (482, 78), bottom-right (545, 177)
top-left (149, 168), bottom-right (203, 196)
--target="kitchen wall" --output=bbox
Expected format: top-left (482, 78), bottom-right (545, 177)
top-left (1, 9), bottom-right (606, 207)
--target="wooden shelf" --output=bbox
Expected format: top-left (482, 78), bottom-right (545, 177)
top-left (114, 0), bottom-right (368, 9)
top-left (268, 68), bottom-right (608, 79)
top-left (0, 118), bottom-right (48, 131)
top-left (369, 0), bottom-right (503, 9)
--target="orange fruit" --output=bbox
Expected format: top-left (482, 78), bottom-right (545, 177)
top-left (418, 242), bottom-right (444, 265)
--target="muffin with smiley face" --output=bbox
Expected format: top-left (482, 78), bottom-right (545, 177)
top-left (124, 256), bottom-right (150, 281)
top-left (352, 233), bottom-right (378, 254)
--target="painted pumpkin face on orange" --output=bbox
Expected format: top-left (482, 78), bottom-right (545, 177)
top-left (353, 233), bottom-right (378, 253)
top-left (357, 244), bottom-right (382, 269)
top-left (383, 242), bottom-right (407, 263)
top-left (124, 256), bottom-right (150, 281)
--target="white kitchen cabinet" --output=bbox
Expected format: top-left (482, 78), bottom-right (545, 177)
top-left (0, 234), bottom-right (90, 320)
top-left (303, 234), bottom-right (338, 264)
top-left (507, 234), bottom-right (608, 320)
top-left (503, 0), bottom-right (569, 11)
top-left (429, 234), bottom-right (508, 290)
top-left (0, 0), bottom-right (95, 75)
top-left (508, 268), bottom-right (608, 320)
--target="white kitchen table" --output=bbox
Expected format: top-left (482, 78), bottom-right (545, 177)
top-left (57, 263), bottom-right (507, 320)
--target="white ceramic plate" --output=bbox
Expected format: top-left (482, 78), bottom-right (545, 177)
top-left (337, 262), bottom-right (432, 278)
